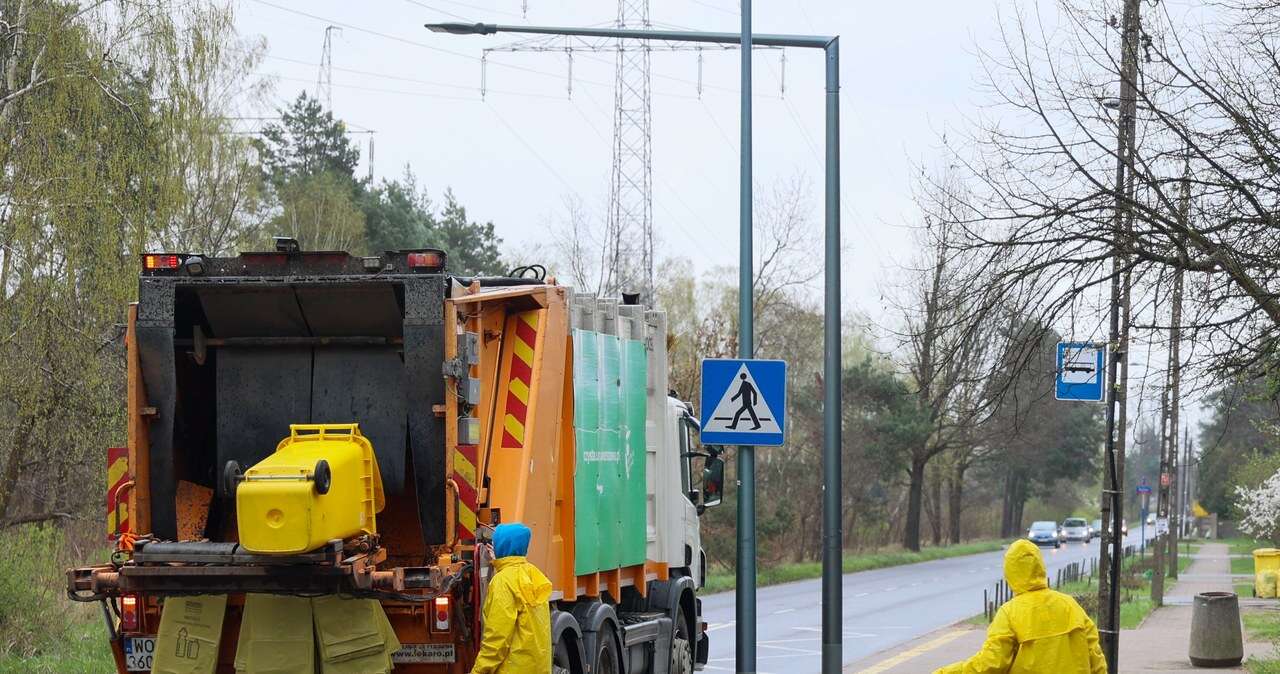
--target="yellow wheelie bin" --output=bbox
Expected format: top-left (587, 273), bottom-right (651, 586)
top-left (1254, 548), bottom-right (1280, 598)
top-left (230, 424), bottom-right (385, 555)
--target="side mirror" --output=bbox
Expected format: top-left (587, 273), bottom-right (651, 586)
top-left (700, 456), bottom-right (724, 510)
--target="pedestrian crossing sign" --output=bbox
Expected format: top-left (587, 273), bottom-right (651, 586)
top-left (699, 358), bottom-right (787, 446)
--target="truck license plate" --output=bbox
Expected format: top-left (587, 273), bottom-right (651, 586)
top-left (393, 643), bottom-right (456, 664)
top-left (123, 637), bottom-right (156, 671)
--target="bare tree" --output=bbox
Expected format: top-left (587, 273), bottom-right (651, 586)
top-left (934, 0), bottom-right (1280, 392)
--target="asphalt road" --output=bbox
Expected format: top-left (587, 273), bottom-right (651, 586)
top-left (700, 529), bottom-right (1155, 673)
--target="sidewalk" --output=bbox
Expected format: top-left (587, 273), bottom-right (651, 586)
top-left (846, 543), bottom-right (1274, 673)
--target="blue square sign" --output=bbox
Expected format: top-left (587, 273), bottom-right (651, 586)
top-left (1056, 342), bottom-right (1106, 402)
top-left (699, 359), bottom-right (786, 446)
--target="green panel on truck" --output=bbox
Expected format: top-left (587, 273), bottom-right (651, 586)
top-left (572, 328), bottom-right (648, 575)
top-left (573, 330), bottom-right (600, 574)
top-left (622, 338), bottom-right (649, 566)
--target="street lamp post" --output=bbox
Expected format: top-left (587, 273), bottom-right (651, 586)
top-left (425, 21), bottom-right (844, 674)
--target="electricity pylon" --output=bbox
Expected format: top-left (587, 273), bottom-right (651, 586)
top-left (484, 0), bottom-right (773, 300)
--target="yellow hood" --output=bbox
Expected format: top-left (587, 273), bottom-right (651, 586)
top-left (492, 556), bottom-right (552, 606)
top-left (1005, 539), bottom-right (1049, 594)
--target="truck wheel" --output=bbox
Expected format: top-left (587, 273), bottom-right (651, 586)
top-left (591, 626), bottom-right (620, 674)
top-left (553, 638), bottom-right (574, 674)
top-left (671, 606), bottom-right (694, 674)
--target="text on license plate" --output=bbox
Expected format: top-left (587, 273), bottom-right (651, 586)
top-left (393, 643), bottom-right (456, 664)
top-left (123, 637), bottom-right (156, 672)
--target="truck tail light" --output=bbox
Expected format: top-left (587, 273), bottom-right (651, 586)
top-left (407, 251), bottom-right (443, 269)
top-left (143, 254), bottom-right (180, 270)
top-left (434, 596), bottom-right (450, 631)
top-left (120, 594), bottom-right (140, 632)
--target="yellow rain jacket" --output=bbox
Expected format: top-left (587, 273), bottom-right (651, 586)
top-left (471, 555), bottom-right (553, 674)
top-left (936, 540), bottom-right (1107, 674)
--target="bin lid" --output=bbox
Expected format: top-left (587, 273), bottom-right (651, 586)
top-left (1252, 548), bottom-right (1278, 556)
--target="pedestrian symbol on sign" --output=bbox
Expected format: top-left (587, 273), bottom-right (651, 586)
top-left (700, 359), bottom-right (786, 446)
top-left (727, 373), bottom-right (762, 430)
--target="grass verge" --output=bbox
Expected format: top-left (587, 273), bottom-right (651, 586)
top-left (704, 539), bottom-right (1008, 594)
top-left (0, 523), bottom-right (113, 673)
top-left (1244, 611), bottom-right (1280, 674)
top-left (0, 620), bottom-right (114, 674)
top-left (1235, 556), bottom-right (1257, 575)
top-left (1245, 611), bottom-right (1280, 641)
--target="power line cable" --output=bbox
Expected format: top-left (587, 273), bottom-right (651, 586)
top-left (400, 0), bottom-right (475, 23)
top-left (402, 0), bottom-right (525, 18)
top-left (245, 0), bottom-right (602, 85)
top-left (485, 104), bottom-right (578, 194)
top-left (260, 52), bottom-right (566, 99)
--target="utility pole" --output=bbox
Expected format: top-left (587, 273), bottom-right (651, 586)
top-left (1168, 165), bottom-right (1188, 578)
top-left (1153, 350), bottom-right (1172, 606)
top-left (1098, 0), bottom-right (1143, 667)
top-left (737, 2), bottom-right (756, 673)
top-left (1182, 427), bottom-right (1193, 536)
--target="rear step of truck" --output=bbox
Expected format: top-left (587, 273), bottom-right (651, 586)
top-left (67, 539), bottom-right (463, 600)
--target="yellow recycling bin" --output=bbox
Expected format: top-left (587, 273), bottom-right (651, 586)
top-left (1254, 548), bottom-right (1280, 598)
top-left (233, 424), bottom-right (385, 555)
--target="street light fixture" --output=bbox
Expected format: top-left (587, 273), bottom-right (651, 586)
top-left (425, 20), bottom-right (845, 674)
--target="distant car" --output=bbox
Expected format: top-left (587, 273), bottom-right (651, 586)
top-left (1147, 513), bottom-right (1157, 526)
top-left (1091, 519), bottom-right (1103, 540)
top-left (1028, 520), bottom-right (1061, 549)
top-left (1062, 518), bottom-right (1090, 542)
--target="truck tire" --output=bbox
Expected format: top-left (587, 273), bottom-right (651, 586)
top-left (671, 606), bottom-right (693, 674)
top-left (553, 638), bottom-right (574, 674)
top-left (591, 624), bottom-right (620, 674)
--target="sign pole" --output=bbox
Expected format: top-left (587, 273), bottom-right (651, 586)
top-left (736, 2), bottom-right (756, 672)
top-left (821, 37), bottom-right (843, 674)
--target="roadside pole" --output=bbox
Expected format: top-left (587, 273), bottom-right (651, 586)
top-left (1099, 0), bottom-right (1144, 667)
top-left (1168, 168), bottom-right (1188, 579)
top-left (1139, 491), bottom-right (1147, 560)
top-left (821, 38), bottom-right (843, 674)
top-left (736, 3), bottom-right (756, 672)
top-left (1153, 367), bottom-right (1171, 606)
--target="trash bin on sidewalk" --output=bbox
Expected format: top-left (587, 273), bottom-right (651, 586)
top-left (1253, 548), bottom-right (1279, 598)
top-left (1189, 592), bottom-right (1243, 668)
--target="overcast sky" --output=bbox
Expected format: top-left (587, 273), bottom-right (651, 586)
top-left (232, 0), bottom-right (1005, 319)
top-left (231, 0), bottom-right (1212, 442)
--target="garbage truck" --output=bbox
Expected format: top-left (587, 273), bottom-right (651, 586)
top-left (67, 242), bottom-right (725, 673)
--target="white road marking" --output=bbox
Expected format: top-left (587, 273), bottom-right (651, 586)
top-left (772, 608), bottom-right (796, 615)
top-left (706, 622), bottom-right (734, 633)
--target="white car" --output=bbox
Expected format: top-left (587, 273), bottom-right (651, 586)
top-left (1061, 518), bottom-right (1090, 542)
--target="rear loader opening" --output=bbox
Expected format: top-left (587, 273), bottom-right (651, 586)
top-left (133, 254), bottom-right (449, 549)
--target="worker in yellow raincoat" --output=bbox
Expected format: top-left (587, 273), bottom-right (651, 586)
top-left (472, 522), bottom-right (552, 674)
top-left (936, 539), bottom-right (1107, 674)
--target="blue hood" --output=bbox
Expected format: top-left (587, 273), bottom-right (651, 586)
top-left (493, 523), bottom-right (532, 559)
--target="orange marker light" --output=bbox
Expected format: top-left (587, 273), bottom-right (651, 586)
top-left (120, 594), bottom-right (140, 632)
top-left (407, 252), bottom-right (443, 269)
top-left (143, 254), bottom-right (180, 270)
